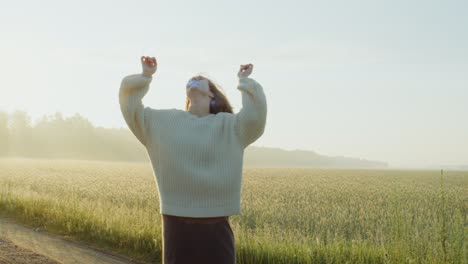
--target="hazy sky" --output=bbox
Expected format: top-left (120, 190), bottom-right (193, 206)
top-left (1, 0), bottom-right (467, 168)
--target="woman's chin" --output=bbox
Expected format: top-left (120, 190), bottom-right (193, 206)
top-left (187, 88), bottom-right (210, 99)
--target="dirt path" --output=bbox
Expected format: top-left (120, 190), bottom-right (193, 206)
top-left (0, 236), bottom-right (61, 264)
top-left (0, 216), bottom-right (149, 264)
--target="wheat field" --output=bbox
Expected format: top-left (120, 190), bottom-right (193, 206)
top-left (0, 158), bottom-right (466, 263)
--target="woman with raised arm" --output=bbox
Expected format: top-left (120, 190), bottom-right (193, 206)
top-left (119, 55), bottom-right (267, 263)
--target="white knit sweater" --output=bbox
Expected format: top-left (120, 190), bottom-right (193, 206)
top-left (119, 73), bottom-right (267, 217)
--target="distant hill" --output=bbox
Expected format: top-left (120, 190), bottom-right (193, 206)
top-left (244, 146), bottom-right (388, 169)
top-left (0, 110), bottom-right (388, 168)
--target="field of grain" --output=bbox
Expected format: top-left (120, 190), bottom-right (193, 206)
top-left (0, 158), bottom-right (466, 263)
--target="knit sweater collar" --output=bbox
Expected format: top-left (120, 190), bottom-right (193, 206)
top-left (184, 110), bottom-right (215, 120)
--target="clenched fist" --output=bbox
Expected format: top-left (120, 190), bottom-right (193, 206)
top-left (238, 63), bottom-right (253, 79)
top-left (141, 56), bottom-right (157, 78)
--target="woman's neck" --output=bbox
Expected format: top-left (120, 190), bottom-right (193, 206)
top-left (188, 103), bottom-right (210, 117)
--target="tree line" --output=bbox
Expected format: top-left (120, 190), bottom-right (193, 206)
top-left (0, 111), bottom-right (389, 168)
top-left (0, 111), bottom-right (149, 162)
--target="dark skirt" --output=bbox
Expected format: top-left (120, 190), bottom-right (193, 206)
top-left (162, 214), bottom-right (236, 264)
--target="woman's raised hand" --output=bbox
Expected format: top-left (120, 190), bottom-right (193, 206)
top-left (238, 63), bottom-right (253, 78)
top-left (141, 56), bottom-right (157, 77)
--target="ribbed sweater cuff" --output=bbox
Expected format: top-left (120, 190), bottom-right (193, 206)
top-left (160, 201), bottom-right (241, 217)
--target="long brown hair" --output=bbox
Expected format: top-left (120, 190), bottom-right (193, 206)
top-left (185, 74), bottom-right (234, 114)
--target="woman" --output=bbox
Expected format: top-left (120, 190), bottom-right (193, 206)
top-left (119, 55), bottom-right (267, 263)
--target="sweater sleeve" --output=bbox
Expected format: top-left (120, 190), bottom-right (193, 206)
top-left (119, 73), bottom-right (153, 146)
top-left (234, 77), bottom-right (268, 149)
